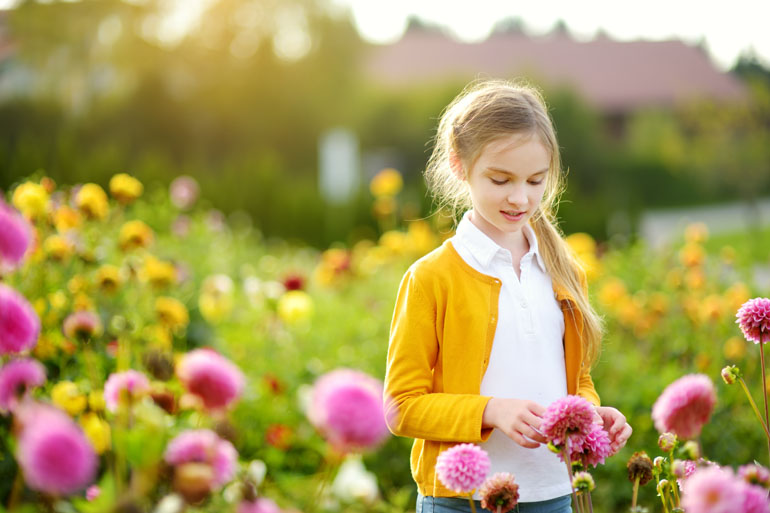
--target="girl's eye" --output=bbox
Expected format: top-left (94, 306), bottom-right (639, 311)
top-left (490, 178), bottom-right (508, 185)
top-left (529, 180), bottom-right (544, 185)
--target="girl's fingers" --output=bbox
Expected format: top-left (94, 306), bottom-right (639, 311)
top-left (512, 431), bottom-right (541, 449)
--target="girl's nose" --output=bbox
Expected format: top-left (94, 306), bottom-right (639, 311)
top-left (507, 186), bottom-right (527, 207)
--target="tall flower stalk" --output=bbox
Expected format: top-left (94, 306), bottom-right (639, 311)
top-left (721, 365), bottom-right (770, 444)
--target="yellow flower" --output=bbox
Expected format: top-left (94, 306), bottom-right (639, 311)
top-left (699, 295), bottom-right (724, 323)
top-left (143, 324), bottom-right (173, 351)
top-left (678, 243), bottom-right (705, 267)
top-left (155, 297), bottom-right (189, 331)
top-left (80, 412), bottom-right (111, 454)
top-left (109, 173), bottom-right (143, 204)
top-left (723, 336), bottom-right (746, 360)
top-left (277, 290), bottom-right (314, 323)
top-left (565, 232), bottom-right (597, 256)
top-left (33, 335), bottom-right (57, 360)
top-left (369, 168), bottom-right (403, 197)
top-left (372, 196), bottom-right (396, 218)
top-left (142, 255), bottom-right (177, 288)
top-left (43, 234), bottom-right (74, 261)
top-left (12, 182), bottom-right (49, 220)
top-left (684, 222), bottom-right (709, 244)
top-left (725, 282), bottom-right (751, 313)
top-left (88, 390), bottom-right (106, 412)
top-left (73, 293), bottom-right (95, 312)
top-left (406, 220), bottom-right (439, 256)
top-left (695, 353), bottom-right (711, 373)
top-left (67, 275), bottom-right (88, 295)
top-left (647, 292), bottom-right (669, 317)
top-left (95, 265), bottom-right (123, 293)
top-left (53, 205), bottom-right (82, 233)
top-left (75, 183), bottom-right (109, 220)
top-left (119, 220), bottom-right (154, 251)
top-left (379, 230), bottom-right (408, 256)
top-left (51, 381), bottom-right (87, 416)
top-left (575, 251), bottom-right (602, 282)
top-left (198, 292), bottom-right (233, 323)
top-left (598, 277), bottom-right (628, 307)
top-left (665, 268), bottom-right (683, 289)
top-left (684, 269), bottom-right (705, 290)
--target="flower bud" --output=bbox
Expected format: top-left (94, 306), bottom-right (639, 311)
top-left (653, 456), bottom-right (665, 473)
top-left (627, 451), bottom-right (653, 485)
top-left (682, 440), bottom-right (700, 460)
top-left (172, 462), bottom-right (214, 504)
top-left (658, 432), bottom-right (677, 452)
top-left (572, 471), bottom-right (595, 493)
top-left (721, 365), bottom-right (742, 385)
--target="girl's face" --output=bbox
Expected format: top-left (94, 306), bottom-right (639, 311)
top-left (461, 132), bottom-right (550, 246)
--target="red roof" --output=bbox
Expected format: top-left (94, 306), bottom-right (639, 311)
top-left (364, 28), bottom-right (747, 112)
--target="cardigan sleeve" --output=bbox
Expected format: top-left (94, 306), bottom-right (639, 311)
top-left (383, 267), bottom-right (493, 443)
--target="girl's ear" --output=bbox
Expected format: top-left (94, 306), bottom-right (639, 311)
top-left (449, 151), bottom-right (466, 182)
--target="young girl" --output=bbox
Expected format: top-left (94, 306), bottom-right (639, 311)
top-left (383, 79), bottom-right (632, 513)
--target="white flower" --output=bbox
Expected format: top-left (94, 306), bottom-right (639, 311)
top-left (153, 494), bottom-right (184, 513)
top-left (247, 459), bottom-right (267, 486)
top-left (330, 455), bottom-right (379, 503)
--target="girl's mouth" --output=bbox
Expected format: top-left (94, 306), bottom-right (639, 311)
top-left (501, 210), bottom-right (525, 222)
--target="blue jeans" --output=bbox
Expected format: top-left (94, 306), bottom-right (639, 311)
top-left (416, 493), bottom-right (571, 513)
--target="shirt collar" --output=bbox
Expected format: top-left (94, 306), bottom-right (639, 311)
top-left (454, 210), bottom-right (547, 272)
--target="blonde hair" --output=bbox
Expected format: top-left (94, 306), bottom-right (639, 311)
top-left (425, 78), bottom-right (602, 367)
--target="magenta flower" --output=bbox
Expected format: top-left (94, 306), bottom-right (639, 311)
top-left (0, 200), bottom-right (32, 272)
top-left (86, 485), bottom-right (100, 501)
top-left (435, 443), bottom-right (490, 494)
top-left (540, 395), bottom-right (596, 445)
top-left (564, 423), bottom-right (613, 468)
top-left (652, 374), bottom-right (716, 439)
top-left (103, 370), bottom-right (151, 412)
top-left (741, 482), bottom-right (770, 513)
top-left (0, 359), bottom-right (46, 412)
top-left (170, 176), bottom-right (200, 210)
top-left (237, 497), bottom-right (282, 513)
top-left (739, 463), bottom-right (770, 489)
top-left (479, 472), bottom-right (519, 513)
top-left (164, 429), bottom-right (237, 488)
top-left (14, 402), bottom-right (97, 495)
top-left (0, 284), bottom-right (40, 355)
top-left (176, 349), bottom-right (245, 411)
top-left (307, 368), bottom-right (389, 452)
top-left (737, 298), bottom-right (770, 344)
top-left (62, 311), bottom-right (103, 340)
top-left (681, 466), bottom-right (743, 513)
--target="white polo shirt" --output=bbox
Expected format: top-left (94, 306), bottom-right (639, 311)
top-left (450, 211), bottom-right (572, 502)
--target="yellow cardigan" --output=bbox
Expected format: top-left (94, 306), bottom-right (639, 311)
top-left (383, 239), bottom-right (600, 498)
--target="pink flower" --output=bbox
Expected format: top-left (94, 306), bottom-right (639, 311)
top-left (681, 466), bottom-right (743, 513)
top-left (307, 368), bottom-right (389, 453)
top-left (741, 482), bottom-right (770, 513)
top-left (14, 402), bottom-right (97, 495)
top-left (0, 358), bottom-right (46, 412)
top-left (479, 472), bottom-right (518, 512)
top-left (170, 176), bottom-right (200, 210)
top-left (739, 464), bottom-right (770, 489)
top-left (103, 370), bottom-right (151, 412)
top-left (237, 498), bottom-right (282, 513)
top-left (164, 429), bottom-right (237, 488)
top-left (737, 298), bottom-right (770, 344)
top-left (435, 443), bottom-right (490, 494)
top-left (0, 200), bottom-right (32, 272)
top-left (86, 484), bottom-right (100, 501)
top-left (62, 311), bottom-right (103, 340)
top-left (177, 349), bottom-right (245, 410)
top-left (564, 423), bottom-right (612, 468)
top-left (652, 374), bottom-right (716, 439)
top-left (540, 395), bottom-right (596, 445)
top-left (0, 284), bottom-right (40, 355)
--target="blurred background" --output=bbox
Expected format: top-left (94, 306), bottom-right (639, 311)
top-left (0, 0), bottom-right (768, 247)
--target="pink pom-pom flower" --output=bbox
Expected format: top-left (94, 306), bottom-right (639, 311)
top-left (652, 374), bottom-right (716, 439)
top-left (682, 466), bottom-right (770, 513)
top-left (103, 370), bottom-right (151, 412)
top-left (164, 429), bottom-right (237, 489)
top-left (435, 443), bottom-right (490, 494)
top-left (14, 402), bottom-right (98, 495)
top-left (737, 298), bottom-right (770, 344)
top-left (741, 482), bottom-right (770, 513)
top-left (237, 497), bottom-right (282, 513)
top-left (0, 200), bottom-right (32, 272)
top-left (479, 472), bottom-right (519, 513)
top-left (739, 463), bottom-right (770, 489)
top-left (0, 358), bottom-right (46, 412)
top-left (307, 368), bottom-right (389, 453)
top-left (0, 284), bottom-right (40, 355)
top-left (565, 423), bottom-right (613, 468)
top-left (540, 395), bottom-right (596, 445)
top-left (176, 348), bottom-right (245, 411)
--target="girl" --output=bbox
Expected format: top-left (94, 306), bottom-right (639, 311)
top-left (383, 79), bottom-right (632, 513)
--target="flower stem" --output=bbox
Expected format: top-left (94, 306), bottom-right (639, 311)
top-left (465, 493), bottom-right (477, 513)
top-left (586, 491), bottom-right (594, 513)
top-left (631, 475), bottom-right (640, 509)
top-left (561, 447), bottom-right (581, 513)
top-left (671, 479), bottom-right (681, 507)
top-left (761, 327), bottom-right (770, 465)
top-left (738, 377), bottom-right (770, 441)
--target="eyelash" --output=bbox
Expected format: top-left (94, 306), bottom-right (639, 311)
top-left (490, 179), bottom-right (544, 186)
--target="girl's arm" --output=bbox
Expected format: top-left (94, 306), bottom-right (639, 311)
top-left (384, 268), bottom-right (493, 443)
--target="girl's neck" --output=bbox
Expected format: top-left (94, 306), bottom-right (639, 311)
top-left (468, 210), bottom-right (530, 258)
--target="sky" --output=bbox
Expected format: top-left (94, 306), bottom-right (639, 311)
top-left (331, 0), bottom-right (770, 71)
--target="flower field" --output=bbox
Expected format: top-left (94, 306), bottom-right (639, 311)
top-left (1, 172), bottom-right (769, 512)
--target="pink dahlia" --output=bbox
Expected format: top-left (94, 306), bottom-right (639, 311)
top-left (564, 423), bottom-right (612, 468)
top-left (0, 200), bottom-right (32, 272)
top-left (237, 497), bottom-right (282, 513)
top-left (435, 443), bottom-right (490, 494)
top-left (176, 349), bottom-right (245, 410)
top-left (736, 298), bottom-right (770, 344)
top-left (540, 395), bottom-right (595, 445)
top-left (15, 402), bottom-right (97, 495)
top-left (0, 284), bottom-right (40, 355)
top-left (681, 466), bottom-right (743, 513)
top-left (170, 176), bottom-right (200, 210)
top-left (652, 374), bottom-right (716, 439)
top-left (741, 482), bottom-right (770, 513)
top-left (62, 311), bottom-right (103, 341)
top-left (103, 370), bottom-right (151, 412)
top-left (479, 472), bottom-right (518, 512)
top-left (307, 368), bottom-right (389, 452)
top-left (164, 429), bottom-right (237, 488)
top-left (0, 358), bottom-right (46, 412)
top-left (739, 464), bottom-right (770, 489)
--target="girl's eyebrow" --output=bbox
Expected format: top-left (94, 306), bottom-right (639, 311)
top-left (487, 166), bottom-right (548, 177)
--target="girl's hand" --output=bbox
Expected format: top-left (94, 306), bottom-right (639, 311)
top-left (593, 406), bottom-right (632, 453)
top-left (482, 398), bottom-right (547, 449)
